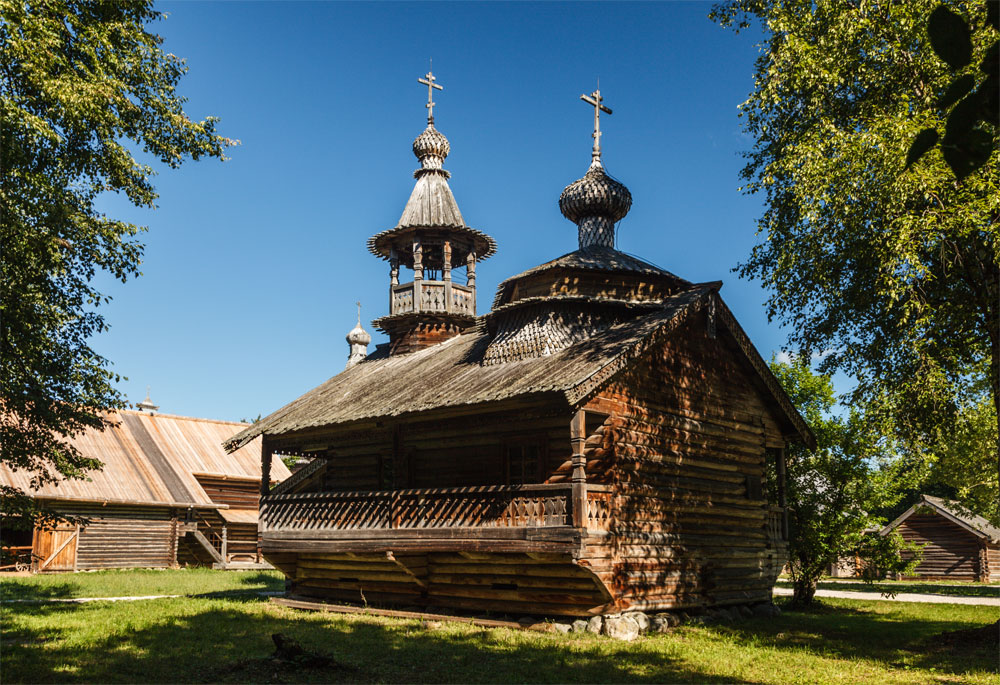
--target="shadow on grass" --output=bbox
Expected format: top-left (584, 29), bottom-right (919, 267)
top-left (711, 599), bottom-right (997, 676)
top-left (0, 580), bottom-right (77, 601)
top-left (2, 596), bottom-right (996, 683)
top-left (0, 598), bottom-right (748, 684)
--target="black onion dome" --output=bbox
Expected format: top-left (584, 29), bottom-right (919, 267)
top-left (559, 163), bottom-right (632, 225)
top-left (413, 125), bottom-right (450, 163)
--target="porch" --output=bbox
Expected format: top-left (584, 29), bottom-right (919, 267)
top-left (260, 483), bottom-right (613, 555)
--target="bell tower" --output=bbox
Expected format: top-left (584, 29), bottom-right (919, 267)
top-left (368, 71), bottom-right (496, 355)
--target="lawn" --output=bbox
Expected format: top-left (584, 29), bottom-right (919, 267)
top-left (1, 570), bottom-right (997, 684)
top-left (0, 567), bottom-right (284, 601)
top-left (775, 577), bottom-right (1000, 599)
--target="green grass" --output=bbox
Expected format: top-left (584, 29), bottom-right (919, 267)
top-left (775, 578), bottom-right (1000, 598)
top-left (0, 568), bottom-right (284, 601)
top-left (1, 570), bottom-right (997, 683)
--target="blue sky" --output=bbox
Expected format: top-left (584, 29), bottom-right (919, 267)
top-left (94, 1), bottom-right (814, 422)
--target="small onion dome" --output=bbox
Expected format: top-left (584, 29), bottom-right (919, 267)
top-left (413, 124), bottom-right (450, 171)
top-left (346, 320), bottom-right (371, 347)
top-left (559, 161), bottom-right (632, 225)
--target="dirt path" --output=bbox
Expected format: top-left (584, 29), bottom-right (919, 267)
top-left (773, 587), bottom-right (1000, 606)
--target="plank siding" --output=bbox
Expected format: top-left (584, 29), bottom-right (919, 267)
top-left (194, 474), bottom-right (261, 509)
top-left (38, 503), bottom-right (176, 571)
top-left (896, 513), bottom-right (985, 580)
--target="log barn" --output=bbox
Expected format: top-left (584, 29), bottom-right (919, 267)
top-left (882, 495), bottom-right (1000, 582)
top-left (225, 79), bottom-right (814, 617)
top-left (1, 399), bottom-right (290, 572)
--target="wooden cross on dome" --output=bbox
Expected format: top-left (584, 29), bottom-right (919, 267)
top-left (580, 87), bottom-right (612, 163)
top-left (418, 70), bottom-right (443, 124)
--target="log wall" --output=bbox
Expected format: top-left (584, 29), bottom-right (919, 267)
top-left (582, 313), bottom-right (788, 610)
top-left (39, 503), bottom-right (177, 571)
top-left (194, 475), bottom-right (260, 509)
top-left (302, 408), bottom-right (586, 493)
top-left (290, 551), bottom-right (611, 616)
top-left (896, 512), bottom-right (986, 581)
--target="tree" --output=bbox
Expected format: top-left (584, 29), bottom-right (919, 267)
top-left (907, 3), bottom-right (999, 180)
top-left (0, 0), bottom-right (233, 524)
top-left (770, 358), bottom-right (920, 605)
top-left (711, 0), bottom-right (999, 523)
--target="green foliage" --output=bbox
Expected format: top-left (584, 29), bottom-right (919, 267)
top-left (853, 531), bottom-right (924, 595)
top-left (907, 3), bottom-right (999, 179)
top-left (711, 0), bottom-right (999, 515)
top-left (0, 0), bottom-right (234, 522)
top-left (769, 358), bottom-right (911, 605)
top-left (924, 396), bottom-right (999, 520)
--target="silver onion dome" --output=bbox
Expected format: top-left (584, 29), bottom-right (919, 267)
top-left (559, 161), bottom-right (632, 249)
top-left (413, 125), bottom-right (450, 171)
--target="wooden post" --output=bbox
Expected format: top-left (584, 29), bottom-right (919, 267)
top-left (221, 525), bottom-right (228, 565)
top-left (169, 510), bottom-right (179, 568)
top-left (413, 238), bottom-right (423, 313)
top-left (443, 240), bottom-right (452, 313)
top-left (259, 438), bottom-right (273, 562)
top-left (389, 248), bottom-right (400, 314)
top-left (466, 251), bottom-right (476, 312)
top-left (777, 446), bottom-right (788, 540)
top-left (570, 410), bottom-right (588, 529)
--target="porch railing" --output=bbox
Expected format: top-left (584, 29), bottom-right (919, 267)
top-left (766, 505), bottom-right (787, 544)
top-left (262, 483), bottom-right (613, 533)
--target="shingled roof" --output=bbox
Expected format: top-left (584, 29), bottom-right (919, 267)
top-left (883, 494), bottom-right (1000, 543)
top-left (2, 410), bottom-right (291, 508)
top-left (225, 285), bottom-right (814, 452)
top-left (492, 245), bottom-right (688, 308)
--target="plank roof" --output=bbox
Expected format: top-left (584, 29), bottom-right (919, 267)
top-left (2, 410), bottom-right (291, 508)
top-left (882, 494), bottom-right (1000, 544)
top-left (226, 285), bottom-right (814, 452)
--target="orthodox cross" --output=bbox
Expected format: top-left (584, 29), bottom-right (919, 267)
top-left (418, 70), bottom-right (443, 124)
top-left (356, 301), bottom-right (362, 325)
top-left (580, 88), bottom-right (612, 163)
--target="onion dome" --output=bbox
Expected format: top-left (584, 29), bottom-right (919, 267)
top-left (345, 303), bottom-right (371, 369)
top-left (559, 160), bottom-right (632, 249)
top-left (413, 125), bottom-right (450, 172)
top-left (346, 321), bottom-right (371, 347)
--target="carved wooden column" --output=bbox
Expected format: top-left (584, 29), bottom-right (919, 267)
top-left (412, 238), bottom-right (423, 313)
top-left (570, 410), bottom-right (588, 528)
top-left (466, 251), bottom-right (477, 313)
top-left (443, 239), bottom-right (452, 313)
top-left (389, 247), bottom-right (399, 313)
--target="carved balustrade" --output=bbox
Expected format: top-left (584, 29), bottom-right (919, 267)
top-left (390, 281), bottom-right (474, 317)
top-left (262, 483), bottom-right (613, 533)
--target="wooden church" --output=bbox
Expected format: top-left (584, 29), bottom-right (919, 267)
top-left (225, 74), bottom-right (814, 617)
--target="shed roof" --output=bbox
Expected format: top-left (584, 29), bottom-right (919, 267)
top-left (226, 285), bottom-right (814, 452)
top-left (882, 494), bottom-right (1000, 544)
top-left (1, 410), bottom-right (291, 509)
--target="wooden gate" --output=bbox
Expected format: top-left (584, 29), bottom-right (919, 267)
top-left (34, 525), bottom-right (79, 571)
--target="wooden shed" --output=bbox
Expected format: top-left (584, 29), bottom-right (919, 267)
top-left (225, 85), bottom-right (814, 617)
top-left (882, 495), bottom-right (1000, 582)
top-left (1, 407), bottom-right (290, 572)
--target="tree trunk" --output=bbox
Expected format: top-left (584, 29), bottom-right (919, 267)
top-left (791, 577), bottom-right (817, 605)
